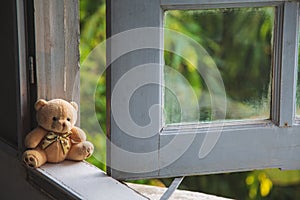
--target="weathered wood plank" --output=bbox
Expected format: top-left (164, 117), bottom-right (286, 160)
top-left (34, 0), bottom-right (80, 103)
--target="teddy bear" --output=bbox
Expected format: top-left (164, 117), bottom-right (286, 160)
top-left (22, 99), bottom-right (94, 168)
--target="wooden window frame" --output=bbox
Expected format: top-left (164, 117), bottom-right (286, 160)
top-left (107, 0), bottom-right (300, 180)
top-left (15, 1), bottom-right (144, 199)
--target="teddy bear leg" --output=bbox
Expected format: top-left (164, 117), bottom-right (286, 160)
top-left (22, 148), bottom-right (47, 168)
top-left (66, 141), bottom-right (94, 161)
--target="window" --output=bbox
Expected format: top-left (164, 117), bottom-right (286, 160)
top-left (5, 0), bottom-right (297, 198)
top-left (107, 0), bottom-right (300, 180)
top-left (164, 7), bottom-right (274, 123)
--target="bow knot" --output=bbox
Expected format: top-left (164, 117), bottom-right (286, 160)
top-left (41, 131), bottom-right (72, 155)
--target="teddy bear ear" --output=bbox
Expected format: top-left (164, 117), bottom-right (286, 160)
top-left (70, 101), bottom-right (78, 111)
top-left (35, 99), bottom-right (48, 111)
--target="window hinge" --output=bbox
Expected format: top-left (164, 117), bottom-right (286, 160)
top-left (29, 56), bottom-right (35, 84)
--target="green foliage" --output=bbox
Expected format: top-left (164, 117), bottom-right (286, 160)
top-left (80, 0), bottom-right (106, 171)
top-left (85, 132), bottom-right (106, 170)
top-left (80, 0), bottom-right (106, 62)
top-left (244, 170), bottom-right (300, 200)
top-left (164, 8), bottom-right (273, 123)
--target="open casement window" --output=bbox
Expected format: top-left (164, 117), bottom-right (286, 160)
top-left (106, 0), bottom-right (300, 180)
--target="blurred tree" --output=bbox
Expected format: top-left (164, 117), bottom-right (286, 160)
top-left (80, 0), bottom-right (106, 170)
top-left (164, 8), bottom-right (273, 123)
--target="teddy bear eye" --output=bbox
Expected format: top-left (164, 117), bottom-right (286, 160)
top-left (67, 118), bottom-right (71, 121)
top-left (52, 117), bottom-right (58, 121)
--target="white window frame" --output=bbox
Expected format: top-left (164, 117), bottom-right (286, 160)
top-left (107, 0), bottom-right (300, 180)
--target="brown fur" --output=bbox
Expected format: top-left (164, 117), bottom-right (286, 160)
top-left (22, 99), bottom-right (94, 168)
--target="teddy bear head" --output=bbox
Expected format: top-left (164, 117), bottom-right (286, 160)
top-left (35, 99), bottom-right (78, 133)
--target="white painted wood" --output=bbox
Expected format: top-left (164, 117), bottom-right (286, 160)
top-left (34, 0), bottom-right (80, 103)
top-left (158, 123), bottom-right (300, 178)
top-left (39, 161), bottom-right (146, 200)
top-left (107, 0), bottom-right (163, 179)
top-left (108, 0), bottom-right (300, 180)
top-left (161, 0), bottom-right (285, 10)
top-left (276, 2), bottom-right (299, 126)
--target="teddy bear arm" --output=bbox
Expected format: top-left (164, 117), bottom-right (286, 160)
top-left (25, 127), bottom-right (48, 148)
top-left (70, 127), bottom-right (87, 143)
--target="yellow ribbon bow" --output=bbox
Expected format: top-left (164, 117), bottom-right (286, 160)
top-left (41, 131), bottom-right (72, 155)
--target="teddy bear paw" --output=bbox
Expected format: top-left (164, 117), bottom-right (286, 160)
top-left (83, 141), bottom-right (94, 158)
top-left (23, 153), bottom-right (39, 168)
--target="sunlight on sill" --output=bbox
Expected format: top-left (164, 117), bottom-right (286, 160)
top-left (37, 161), bottom-right (145, 200)
top-left (127, 183), bottom-right (233, 200)
top-left (29, 161), bottom-right (233, 200)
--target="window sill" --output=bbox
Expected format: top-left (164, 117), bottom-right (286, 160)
top-left (27, 161), bottom-right (146, 200)
top-left (127, 183), bottom-right (232, 200)
top-left (26, 161), bottom-right (233, 200)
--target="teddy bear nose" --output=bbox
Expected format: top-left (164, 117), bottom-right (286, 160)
top-left (59, 120), bottom-right (66, 127)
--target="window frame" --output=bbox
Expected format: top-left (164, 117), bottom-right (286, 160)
top-left (15, 1), bottom-right (146, 199)
top-left (107, 0), bottom-right (300, 180)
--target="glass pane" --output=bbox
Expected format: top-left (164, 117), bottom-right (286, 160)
top-left (164, 7), bottom-right (274, 124)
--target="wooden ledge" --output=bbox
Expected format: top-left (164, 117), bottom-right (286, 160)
top-left (26, 160), bottom-right (232, 200)
top-left (27, 161), bottom-right (146, 199)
